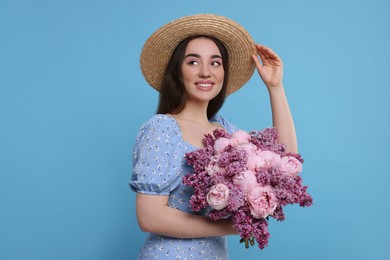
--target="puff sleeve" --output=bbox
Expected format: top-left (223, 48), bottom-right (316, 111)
top-left (130, 115), bottom-right (187, 195)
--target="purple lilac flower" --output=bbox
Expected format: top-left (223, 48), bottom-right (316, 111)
top-left (232, 206), bottom-right (254, 241)
top-left (284, 151), bottom-right (304, 163)
top-left (208, 207), bottom-right (231, 220)
top-left (185, 148), bottom-right (212, 172)
top-left (183, 127), bottom-right (313, 250)
top-left (213, 128), bottom-right (230, 139)
top-left (250, 128), bottom-right (286, 155)
top-left (188, 190), bottom-right (209, 212)
top-left (272, 205), bottom-right (285, 221)
top-left (226, 184), bottom-right (245, 211)
top-left (202, 133), bottom-right (215, 152)
top-left (252, 217), bottom-right (270, 249)
top-left (218, 148), bottom-right (248, 177)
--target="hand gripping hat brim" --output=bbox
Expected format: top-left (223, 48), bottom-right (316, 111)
top-left (140, 14), bottom-right (256, 95)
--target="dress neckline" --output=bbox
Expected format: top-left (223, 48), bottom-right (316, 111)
top-left (158, 114), bottom-right (224, 150)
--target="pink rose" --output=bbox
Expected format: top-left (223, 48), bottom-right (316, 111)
top-left (207, 184), bottom-right (230, 210)
top-left (232, 170), bottom-right (258, 194)
top-left (247, 154), bottom-right (266, 171)
top-left (230, 130), bottom-right (251, 147)
top-left (205, 164), bottom-right (226, 176)
top-left (214, 137), bottom-right (230, 154)
top-left (247, 185), bottom-right (277, 218)
top-left (280, 156), bottom-right (302, 177)
top-left (237, 143), bottom-right (258, 157)
top-left (254, 151), bottom-right (282, 169)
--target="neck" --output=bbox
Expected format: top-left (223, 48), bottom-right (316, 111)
top-left (173, 100), bottom-right (210, 124)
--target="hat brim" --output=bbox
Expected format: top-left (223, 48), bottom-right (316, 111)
top-left (140, 14), bottom-right (256, 95)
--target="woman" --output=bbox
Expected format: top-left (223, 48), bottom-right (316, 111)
top-left (130, 14), bottom-right (297, 259)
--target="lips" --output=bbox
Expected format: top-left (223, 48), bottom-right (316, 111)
top-left (195, 80), bottom-right (214, 91)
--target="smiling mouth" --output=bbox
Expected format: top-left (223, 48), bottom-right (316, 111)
top-left (195, 80), bottom-right (215, 91)
top-left (196, 83), bottom-right (213, 87)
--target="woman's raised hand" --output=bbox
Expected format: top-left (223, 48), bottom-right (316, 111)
top-left (252, 44), bottom-right (284, 89)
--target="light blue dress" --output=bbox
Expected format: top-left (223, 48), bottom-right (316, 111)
top-left (130, 114), bottom-right (238, 260)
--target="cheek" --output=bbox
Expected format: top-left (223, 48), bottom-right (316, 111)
top-left (218, 71), bottom-right (225, 85)
top-left (181, 67), bottom-right (195, 81)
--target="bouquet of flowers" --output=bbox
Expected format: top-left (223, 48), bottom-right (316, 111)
top-left (183, 128), bottom-right (313, 249)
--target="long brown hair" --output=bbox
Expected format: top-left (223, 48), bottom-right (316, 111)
top-left (156, 35), bottom-right (229, 119)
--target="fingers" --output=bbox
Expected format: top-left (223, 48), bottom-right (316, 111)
top-left (251, 53), bottom-right (263, 72)
top-left (256, 44), bottom-right (270, 60)
top-left (254, 44), bottom-right (267, 63)
top-left (251, 44), bottom-right (267, 68)
top-left (254, 44), bottom-right (282, 63)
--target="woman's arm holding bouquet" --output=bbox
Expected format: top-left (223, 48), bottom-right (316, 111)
top-left (136, 193), bottom-right (238, 238)
top-left (252, 44), bottom-right (298, 153)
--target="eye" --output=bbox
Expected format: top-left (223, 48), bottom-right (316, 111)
top-left (211, 60), bottom-right (222, 66)
top-left (187, 60), bottom-right (199, 65)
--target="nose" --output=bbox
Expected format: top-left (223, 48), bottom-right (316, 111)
top-left (199, 64), bottom-right (211, 78)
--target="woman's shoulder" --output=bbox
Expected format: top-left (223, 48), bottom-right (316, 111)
top-left (141, 114), bottom-right (176, 127)
top-left (135, 114), bottom-right (183, 146)
top-left (138, 114), bottom-right (180, 134)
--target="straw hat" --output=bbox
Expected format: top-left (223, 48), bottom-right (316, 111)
top-left (140, 14), bottom-right (256, 95)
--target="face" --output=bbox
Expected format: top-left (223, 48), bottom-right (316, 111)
top-left (181, 37), bottom-right (225, 103)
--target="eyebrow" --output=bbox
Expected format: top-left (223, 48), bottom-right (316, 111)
top-left (184, 53), bottom-right (222, 59)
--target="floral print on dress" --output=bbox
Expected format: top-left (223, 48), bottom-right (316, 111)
top-left (130, 114), bottom-right (238, 259)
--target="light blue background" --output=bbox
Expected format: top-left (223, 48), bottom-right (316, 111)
top-left (1, 0), bottom-right (389, 259)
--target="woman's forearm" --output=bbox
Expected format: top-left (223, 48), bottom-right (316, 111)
top-left (268, 85), bottom-right (298, 153)
top-left (136, 193), bottom-right (237, 238)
